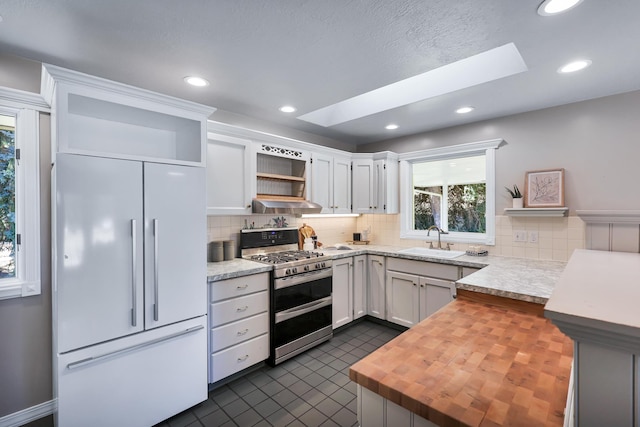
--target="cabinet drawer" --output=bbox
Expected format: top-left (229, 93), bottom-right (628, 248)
top-left (209, 273), bottom-right (269, 302)
top-left (387, 257), bottom-right (459, 281)
top-left (210, 291), bottom-right (268, 326)
top-left (210, 334), bottom-right (269, 383)
top-left (210, 312), bottom-right (269, 353)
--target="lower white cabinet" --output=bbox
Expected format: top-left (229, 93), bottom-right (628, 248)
top-left (386, 259), bottom-right (456, 328)
top-left (333, 257), bottom-right (353, 329)
top-left (333, 255), bottom-right (368, 328)
top-left (208, 272), bottom-right (269, 383)
top-left (367, 255), bottom-right (386, 319)
top-left (353, 255), bottom-right (367, 320)
top-left (357, 385), bottom-right (437, 427)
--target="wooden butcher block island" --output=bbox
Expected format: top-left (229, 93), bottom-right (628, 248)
top-left (349, 293), bottom-right (573, 427)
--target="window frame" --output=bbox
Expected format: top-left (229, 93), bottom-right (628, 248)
top-left (0, 86), bottom-right (46, 299)
top-left (399, 139), bottom-right (504, 246)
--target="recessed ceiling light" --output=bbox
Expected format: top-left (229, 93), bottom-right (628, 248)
top-left (558, 59), bottom-right (592, 74)
top-left (385, 124), bottom-right (399, 130)
top-left (279, 105), bottom-right (297, 113)
top-left (537, 0), bottom-right (583, 16)
top-left (183, 76), bottom-right (209, 87)
top-left (456, 106), bottom-right (475, 114)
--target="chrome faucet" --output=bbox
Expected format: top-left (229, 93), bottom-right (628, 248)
top-left (426, 225), bottom-right (449, 250)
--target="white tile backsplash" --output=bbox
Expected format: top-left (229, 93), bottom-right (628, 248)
top-left (207, 213), bottom-right (585, 262)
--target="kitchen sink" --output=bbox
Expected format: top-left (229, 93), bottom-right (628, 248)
top-left (397, 247), bottom-right (466, 259)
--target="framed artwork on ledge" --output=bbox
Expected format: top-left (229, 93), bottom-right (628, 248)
top-left (524, 168), bottom-right (565, 208)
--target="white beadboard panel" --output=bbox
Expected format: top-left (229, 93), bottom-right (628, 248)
top-left (586, 223), bottom-right (611, 251)
top-left (611, 223), bottom-right (640, 253)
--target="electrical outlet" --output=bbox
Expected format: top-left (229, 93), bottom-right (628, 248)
top-left (513, 230), bottom-right (527, 242)
top-left (529, 231), bottom-right (539, 243)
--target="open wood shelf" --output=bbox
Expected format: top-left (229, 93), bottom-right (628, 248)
top-left (257, 172), bottom-right (306, 182)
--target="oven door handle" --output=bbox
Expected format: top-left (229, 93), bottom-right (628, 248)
top-left (275, 296), bottom-right (332, 323)
top-left (274, 268), bottom-right (333, 289)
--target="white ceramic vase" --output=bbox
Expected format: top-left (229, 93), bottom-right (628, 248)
top-left (512, 198), bottom-right (524, 209)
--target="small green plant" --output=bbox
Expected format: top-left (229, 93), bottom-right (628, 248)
top-left (505, 184), bottom-right (522, 199)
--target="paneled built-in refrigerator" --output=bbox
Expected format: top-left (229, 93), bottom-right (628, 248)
top-left (53, 153), bottom-right (207, 426)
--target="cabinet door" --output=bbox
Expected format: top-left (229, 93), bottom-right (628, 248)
top-left (386, 271), bottom-right (419, 328)
top-left (333, 156), bottom-right (352, 214)
top-left (332, 257), bottom-right (353, 329)
top-left (353, 255), bottom-right (367, 320)
top-left (55, 154), bottom-right (144, 353)
top-left (352, 159), bottom-right (373, 214)
top-left (144, 163), bottom-right (207, 329)
top-left (367, 255), bottom-right (386, 319)
top-left (373, 160), bottom-right (386, 214)
top-left (419, 277), bottom-right (456, 321)
top-left (206, 134), bottom-right (255, 215)
top-left (310, 152), bottom-right (334, 214)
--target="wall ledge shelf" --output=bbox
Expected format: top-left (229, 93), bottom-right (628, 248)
top-left (504, 207), bottom-right (568, 217)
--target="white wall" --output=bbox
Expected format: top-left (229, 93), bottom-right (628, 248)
top-left (359, 90), bottom-right (640, 213)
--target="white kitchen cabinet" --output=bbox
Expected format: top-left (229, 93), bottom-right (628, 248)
top-left (367, 255), bottom-right (386, 319)
top-left (311, 151), bottom-right (352, 214)
top-left (357, 385), bottom-right (438, 427)
top-left (43, 65), bottom-right (211, 166)
top-left (208, 272), bottom-right (269, 383)
top-left (386, 258), bottom-right (457, 327)
top-left (353, 255), bottom-right (367, 320)
top-left (332, 257), bottom-right (353, 329)
top-left (352, 159), bottom-right (374, 214)
top-left (206, 133), bottom-right (256, 215)
top-left (386, 271), bottom-right (419, 328)
top-left (352, 154), bottom-right (399, 214)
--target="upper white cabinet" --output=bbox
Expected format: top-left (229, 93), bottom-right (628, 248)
top-left (352, 159), bottom-right (374, 214)
top-left (41, 64), bottom-right (214, 166)
top-left (310, 151), bottom-right (352, 214)
top-left (206, 133), bottom-right (256, 215)
top-left (352, 153), bottom-right (399, 214)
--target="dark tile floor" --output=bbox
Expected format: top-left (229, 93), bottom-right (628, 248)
top-left (156, 320), bottom-right (402, 427)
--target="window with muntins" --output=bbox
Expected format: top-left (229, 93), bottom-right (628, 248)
top-left (399, 139), bottom-right (503, 245)
top-left (0, 95), bottom-right (41, 299)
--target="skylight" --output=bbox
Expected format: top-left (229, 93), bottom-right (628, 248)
top-left (297, 43), bottom-right (528, 127)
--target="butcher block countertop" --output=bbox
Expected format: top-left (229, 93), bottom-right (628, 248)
top-left (349, 294), bottom-right (574, 427)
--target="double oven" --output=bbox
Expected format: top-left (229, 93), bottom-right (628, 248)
top-left (241, 228), bottom-right (333, 365)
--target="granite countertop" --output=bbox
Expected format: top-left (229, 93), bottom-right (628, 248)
top-left (207, 245), bottom-right (566, 303)
top-left (323, 244), bottom-right (565, 304)
top-left (349, 295), bottom-right (574, 427)
top-left (206, 258), bottom-right (272, 282)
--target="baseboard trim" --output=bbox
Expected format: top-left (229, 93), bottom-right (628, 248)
top-left (0, 399), bottom-right (56, 427)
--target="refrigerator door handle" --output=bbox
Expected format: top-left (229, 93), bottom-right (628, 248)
top-left (131, 219), bottom-right (137, 327)
top-left (153, 218), bottom-right (159, 321)
top-left (66, 325), bottom-right (205, 370)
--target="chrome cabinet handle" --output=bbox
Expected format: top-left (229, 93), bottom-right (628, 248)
top-left (236, 284), bottom-right (248, 290)
top-left (236, 306), bottom-right (249, 312)
top-left (153, 219), bottom-right (159, 321)
top-left (237, 329), bottom-right (249, 336)
top-left (237, 354), bottom-right (249, 362)
top-left (130, 219), bottom-right (137, 327)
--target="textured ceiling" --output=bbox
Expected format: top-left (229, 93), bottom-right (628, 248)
top-left (1, 0), bottom-right (639, 145)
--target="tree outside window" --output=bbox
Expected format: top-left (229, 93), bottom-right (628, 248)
top-left (0, 115), bottom-right (16, 278)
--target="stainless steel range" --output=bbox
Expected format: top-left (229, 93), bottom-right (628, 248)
top-left (240, 228), bottom-right (333, 365)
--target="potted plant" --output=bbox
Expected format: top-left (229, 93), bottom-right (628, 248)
top-left (505, 185), bottom-right (523, 208)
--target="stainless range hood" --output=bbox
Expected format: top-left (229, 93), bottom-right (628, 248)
top-left (252, 199), bottom-right (323, 215)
